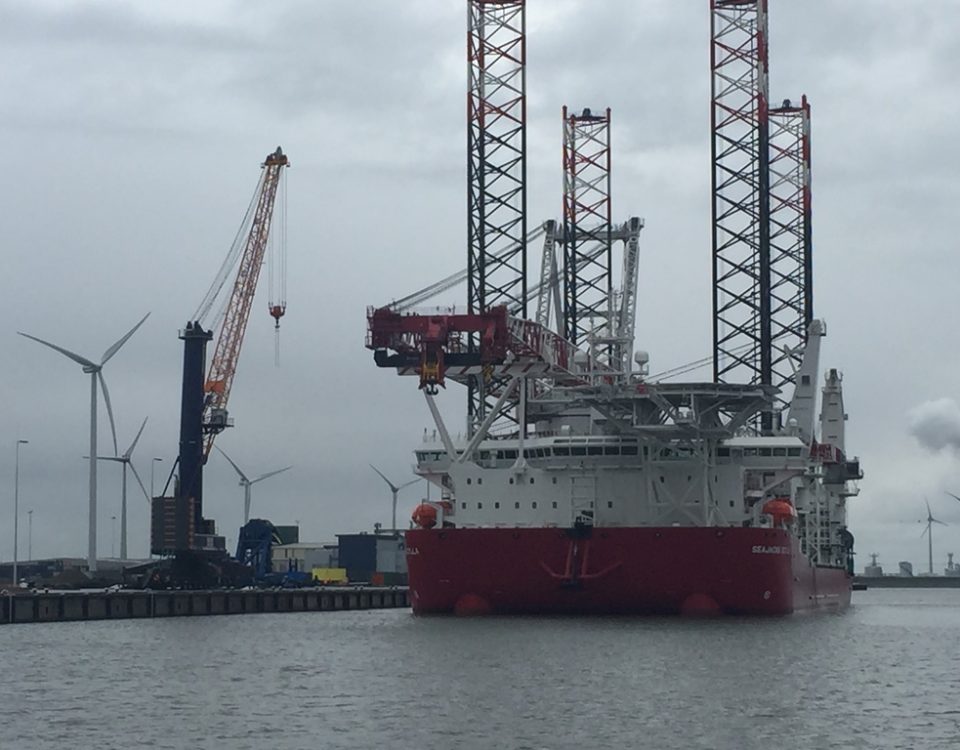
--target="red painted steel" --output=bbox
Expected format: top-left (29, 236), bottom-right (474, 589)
top-left (406, 526), bottom-right (851, 615)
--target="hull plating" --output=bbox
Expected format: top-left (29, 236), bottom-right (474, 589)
top-left (405, 526), bottom-right (851, 616)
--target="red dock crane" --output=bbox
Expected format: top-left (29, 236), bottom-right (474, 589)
top-left (151, 146), bottom-right (290, 570)
top-left (203, 146), bottom-right (290, 458)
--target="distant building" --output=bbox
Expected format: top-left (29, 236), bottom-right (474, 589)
top-left (273, 525), bottom-right (300, 545)
top-left (337, 532), bottom-right (407, 585)
top-left (946, 553), bottom-right (960, 577)
top-left (271, 543), bottom-right (337, 573)
top-left (898, 561), bottom-right (913, 577)
top-left (864, 553), bottom-right (883, 577)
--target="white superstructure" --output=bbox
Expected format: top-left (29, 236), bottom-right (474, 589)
top-left (413, 322), bottom-right (861, 571)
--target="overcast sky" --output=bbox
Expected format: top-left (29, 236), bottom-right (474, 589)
top-left (1, 0), bottom-right (958, 574)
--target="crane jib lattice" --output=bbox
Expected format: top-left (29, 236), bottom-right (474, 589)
top-left (203, 147), bottom-right (289, 457)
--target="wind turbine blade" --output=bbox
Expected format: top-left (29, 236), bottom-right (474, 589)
top-left (369, 463), bottom-right (398, 493)
top-left (933, 519), bottom-right (949, 527)
top-left (100, 312), bottom-right (150, 365)
top-left (947, 492), bottom-right (960, 504)
top-left (926, 498), bottom-right (932, 519)
top-left (397, 477), bottom-right (420, 490)
top-left (128, 461), bottom-right (152, 504)
top-left (215, 445), bottom-right (249, 483)
top-left (92, 456), bottom-right (125, 463)
top-left (125, 416), bottom-right (148, 458)
top-left (18, 332), bottom-right (96, 369)
top-left (921, 525), bottom-right (929, 537)
top-left (250, 466), bottom-right (293, 485)
top-left (97, 371), bottom-right (119, 456)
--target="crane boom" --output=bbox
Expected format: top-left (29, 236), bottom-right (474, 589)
top-left (203, 146), bottom-right (289, 457)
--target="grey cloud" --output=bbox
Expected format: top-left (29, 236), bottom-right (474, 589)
top-left (909, 399), bottom-right (960, 454)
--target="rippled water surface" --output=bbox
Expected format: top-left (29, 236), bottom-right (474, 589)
top-left (2, 589), bottom-right (959, 749)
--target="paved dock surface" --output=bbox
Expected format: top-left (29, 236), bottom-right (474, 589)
top-left (0, 587), bottom-right (409, 625)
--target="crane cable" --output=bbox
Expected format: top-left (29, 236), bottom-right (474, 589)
top-left (192, 172), bottom-right (265, 326)
top-left (388, 224), bottom-right (548, 312)
top-left (268, 171), bottom-right (289, 365)
top-left (647, 342), bottom-right (754, 382)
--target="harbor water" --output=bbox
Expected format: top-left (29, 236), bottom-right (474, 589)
top-left (1, 589), bottom-right (958, 749)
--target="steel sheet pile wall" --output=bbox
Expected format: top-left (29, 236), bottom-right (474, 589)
top-left (1, 587), bottom-right (409, 625)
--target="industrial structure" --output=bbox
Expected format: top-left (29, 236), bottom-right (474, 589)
top-left (709, 0), bottom-right (813, 427)
top-left (149, 147), bottom-right (290, 585)
top-left (365, 0), bottom-right (861, 615)
top-left (466, 0), bottom-right (528, 430)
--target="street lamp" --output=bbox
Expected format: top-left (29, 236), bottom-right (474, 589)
top-left (111, 515), bottom-right (117, 558)
top-left (27, 509), bottom-right (33, 562)
top-left (13, 439), bottom-right (28, 586)
top-left (150, 457), bottom-right (163, 498)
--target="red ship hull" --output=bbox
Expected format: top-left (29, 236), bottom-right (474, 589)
top-left (405, 526), bottom-right (851, 616)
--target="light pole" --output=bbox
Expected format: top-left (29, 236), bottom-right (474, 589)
top-left (150, 457), bottom-right (163, 498)
top-left (111, 515), bottom-right (117, 558)
top-left (27, 510), bottom-right (33, 562)
top-left (13, 439), bottom-right (28, 586)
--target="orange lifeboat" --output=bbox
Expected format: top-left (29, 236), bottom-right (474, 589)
top-left (412, 503), bottom-right (438, 529)
top-left (762, 498), bottom-right (797, 528)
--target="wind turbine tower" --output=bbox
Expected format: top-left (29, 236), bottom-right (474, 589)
top-left (370, 464), bottom-right (420, 533)
top-left (216, 446), bottom-right (292, 524)
top-left (19, 313), bottom-right (149, 572)
top-left (98, 417), bottom-right (152, 559)
top-left (922, 499), bottom-right (947, 575)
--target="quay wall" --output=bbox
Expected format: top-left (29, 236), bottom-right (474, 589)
top-left (853, 576), bottom-right (960, 589)
top-left (0, 587), bottom-right (409, 625)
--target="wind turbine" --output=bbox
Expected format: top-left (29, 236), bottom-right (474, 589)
top-left (97, 417), bottom-right (151, 560)
top-left (946, 491), bottom-right (960, 505)
top-left (18, 313), bottom-right (150, 572)
top-left (216, 446), bottom-right (292, 524)
top-left (921, 498), bottom-right (948, 575)
top-left (370, 464), bottom-right (420, 533)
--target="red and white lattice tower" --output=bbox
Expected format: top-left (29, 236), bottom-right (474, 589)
top-left (710, 0), bottom-right (771, 393)
top-left (562, 107), bottom-right (613, 360)
top-left (768, 95), bottom-right (813, 404)
top-left (467, 0), bottom-right (527, 428)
